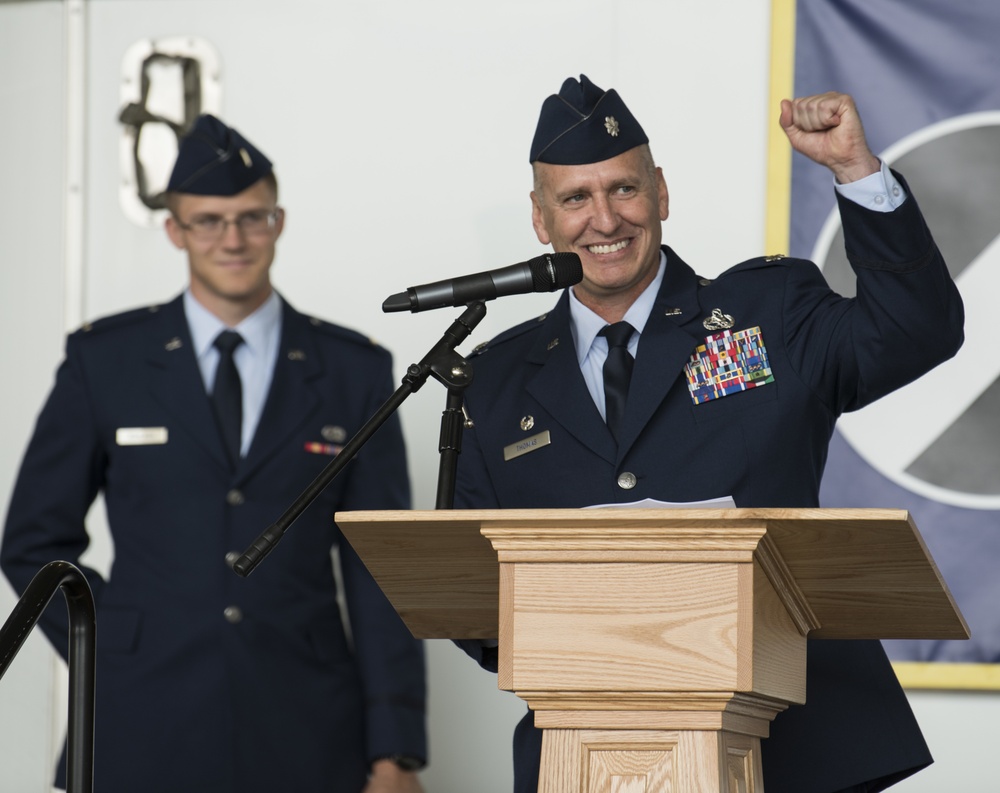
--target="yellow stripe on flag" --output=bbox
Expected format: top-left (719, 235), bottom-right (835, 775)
top-left (766, 0), bottom-right (797, 254)
top-left (893, 662), bottom-right (1000, 691)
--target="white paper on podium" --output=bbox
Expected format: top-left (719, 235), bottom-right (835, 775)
top-left (585, 495), bottom-right (737, 509)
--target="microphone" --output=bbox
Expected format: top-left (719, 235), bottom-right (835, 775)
top-left (382, 252), bottom-right (582, 313)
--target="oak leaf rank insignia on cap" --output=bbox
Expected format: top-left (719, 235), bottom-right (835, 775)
top-left (167, 114), bottom-right (273, 196)
top-left (529, 74), bottom-right (648, 164)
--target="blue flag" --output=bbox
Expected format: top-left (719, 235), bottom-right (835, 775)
top-left (792, 0), bottom-right (1000, 666)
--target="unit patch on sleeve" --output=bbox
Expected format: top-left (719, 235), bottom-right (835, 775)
top-left (684, 327), bottom-right (774, 405)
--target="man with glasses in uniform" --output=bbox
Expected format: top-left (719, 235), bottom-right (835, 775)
top-left (1, 115), bottom-right (427, 793)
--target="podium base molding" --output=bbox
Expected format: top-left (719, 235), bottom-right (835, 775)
top-left (539, 727), bottom-right (763, 793)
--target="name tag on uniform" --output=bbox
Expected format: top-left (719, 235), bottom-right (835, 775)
top-left (504, 430), bottom-right (551, 461)
top-left (116, 427), bottom-right (168, 446)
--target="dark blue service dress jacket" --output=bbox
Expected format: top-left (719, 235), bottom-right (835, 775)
top-left (1, 295), bottom-right (426, 793)
top-left (454, 181), bottom-right (964, 793)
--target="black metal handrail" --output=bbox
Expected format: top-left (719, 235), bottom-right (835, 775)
top-left (0, 561), bottom-right (96, 793)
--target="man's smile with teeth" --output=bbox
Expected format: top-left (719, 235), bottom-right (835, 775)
top-left (587, 239), bottom-right (631, 254)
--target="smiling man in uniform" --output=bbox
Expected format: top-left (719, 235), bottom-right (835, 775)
top-left (454, 75), bottom-right (963, 793)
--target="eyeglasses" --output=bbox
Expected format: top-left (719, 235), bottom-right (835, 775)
top-left (174, 208), bottom-right (282, 242)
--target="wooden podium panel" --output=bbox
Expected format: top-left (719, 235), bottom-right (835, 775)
top-left (335, 508), bottom-right (968, 641)
top-left (335, 509), bottom-right (501, 637)
top-left (538, 729), bottom-right (763, 793)
top-left (335, 508), bottom-right (968, 793)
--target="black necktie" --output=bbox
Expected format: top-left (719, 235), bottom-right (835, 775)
top-left (212, 330), bottom-right (244, 466)
top-left (599, 321), bottom-right (635, 443)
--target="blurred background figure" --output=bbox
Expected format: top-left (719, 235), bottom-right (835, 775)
top-left (1, 115), bottom-right (427, 793)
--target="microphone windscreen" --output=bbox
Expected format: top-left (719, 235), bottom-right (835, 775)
top-left (529, 252), bottom-right (583, 291)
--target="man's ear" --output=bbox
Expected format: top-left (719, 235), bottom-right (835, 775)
top-left (656, 168), bottom-right (670, 222)
top-left (272, 207), bottom-right (286, 241)
top-left (164, 215), bottom-right (187, 250)
top-left (530, 191), bottom-right (551, 245)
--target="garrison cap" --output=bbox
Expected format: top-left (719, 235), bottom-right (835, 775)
top-left (167, 114), bottom-right (272, 195)
top-left (529, 74), bottom-right (648, 165)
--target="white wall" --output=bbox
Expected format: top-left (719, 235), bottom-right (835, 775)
top-left (0, 1), bottom-right (995, 791)
top-left (0, 1), bottom-right (73, 786)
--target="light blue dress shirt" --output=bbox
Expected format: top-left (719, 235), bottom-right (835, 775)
top-left (184, 289), bottom-right (282, 457)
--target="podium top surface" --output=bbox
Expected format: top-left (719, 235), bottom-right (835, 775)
top-left (335, 508), bottom-right (969, 642)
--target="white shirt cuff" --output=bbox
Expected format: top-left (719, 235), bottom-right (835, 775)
top-left (834, 159), bottom-right (907, 213)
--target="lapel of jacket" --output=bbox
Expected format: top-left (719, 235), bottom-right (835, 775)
top-left (145, 295), bottom-right (232, 472)
top-left (616, 248), bottom-right (706, 458)
top-left (524, 294), bottom-right (618, 464)
top-left (237, 299), bottom-right (323, 483)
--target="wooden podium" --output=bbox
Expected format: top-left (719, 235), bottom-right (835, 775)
top-left (335, 508), bottom-right (968, 793)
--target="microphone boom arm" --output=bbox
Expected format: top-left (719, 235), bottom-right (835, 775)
top-left (232, 301), bottom-right (487, 577)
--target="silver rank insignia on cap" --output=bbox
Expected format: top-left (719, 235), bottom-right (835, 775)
top-left (604, 116), bottom-right (620, 137)
top-left (703, 308), bottom-right (735, 331)
top-left (240, 147), bottom-right (253, 168)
